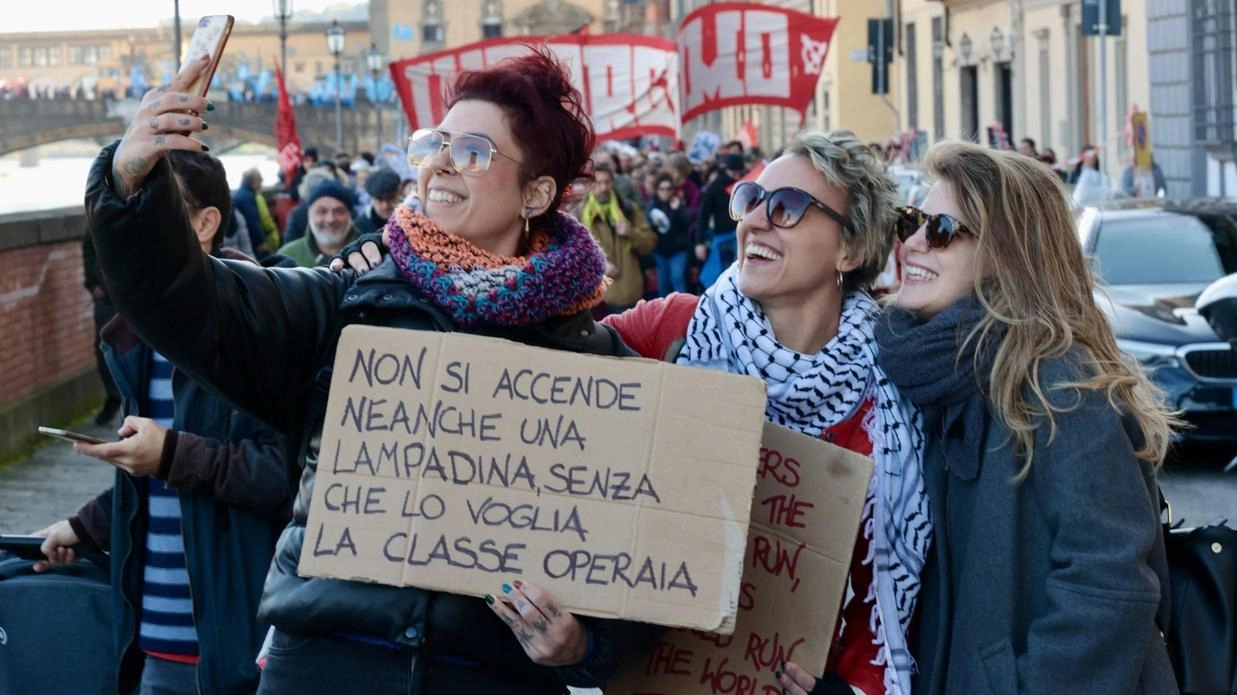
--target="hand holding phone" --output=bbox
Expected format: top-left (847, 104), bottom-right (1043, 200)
top-left (180, 15), bottom-right (234, 99)
top-left (37, 426), bottom-right (107, 445)
top-left (109, 16), bottom-right (230, 196)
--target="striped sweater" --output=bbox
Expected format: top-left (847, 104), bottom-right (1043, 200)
top-left (138, 351), bottom-right (199, 661)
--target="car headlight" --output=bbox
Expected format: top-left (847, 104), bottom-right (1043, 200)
top-left (1116, 339), bottom-right (1181, 369)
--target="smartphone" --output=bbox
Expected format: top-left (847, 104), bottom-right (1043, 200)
top-left (180, 14), bottom-right (234, 98)
top-left (37, 426), bottom-right (107, 446)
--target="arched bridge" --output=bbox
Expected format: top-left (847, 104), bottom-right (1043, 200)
top-left (0, 98), bottom-right (406, 157)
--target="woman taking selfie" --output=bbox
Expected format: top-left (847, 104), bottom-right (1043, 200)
top-left (873, 142), bottom-right (1177, 694)
top-left (605, 131), bottom-right (930, 695)
top-left (84, 49), bottom-right (660, 694)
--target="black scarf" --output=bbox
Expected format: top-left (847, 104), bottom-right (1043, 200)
top-left (875, 295), bottom-right (998, 479)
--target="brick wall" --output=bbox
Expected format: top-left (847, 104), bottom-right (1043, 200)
top-left (0, 240), bottom-right (94, 406)
top-left (0, 207), bottom-right (100, 458)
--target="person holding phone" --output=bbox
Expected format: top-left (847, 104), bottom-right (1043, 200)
top-left (85, 48), bottom-right (661, 695)
top-left (38, 149), bottom-right (296, 695)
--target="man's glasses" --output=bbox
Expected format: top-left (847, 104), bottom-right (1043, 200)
top-left (893, 205), bottom-right (976, 249)
top-left (728, 181), bottom-right (852, 232)
top-left (406, 128), bottom-right (523, 176)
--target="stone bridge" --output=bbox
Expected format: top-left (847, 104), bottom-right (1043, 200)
top-left (0, 97), bottom-right (407, 157)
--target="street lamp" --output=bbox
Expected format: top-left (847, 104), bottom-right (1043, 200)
top-left (325, 20), bottom-right (346, 153)
top-left (958, 32), bottom-right (973, 65)
top-left (367, 42), bottom-right (385, 153)
top-left (990, 27), bottom-right (1006, 62)
top-left (273, 0), bottom-right (293, 71)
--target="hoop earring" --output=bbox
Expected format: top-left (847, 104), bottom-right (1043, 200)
top-left (836, 270), bottom-right (845, 292)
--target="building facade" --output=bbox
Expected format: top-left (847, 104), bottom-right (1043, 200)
top-left (884, 0), bottom-right (1151, 185)
top-left (0, 19), bottom-right (377, 97)
top-left (1147, 0), bottom-right (1236, 196)
top-left (368, 0), bottom-right (662, 62)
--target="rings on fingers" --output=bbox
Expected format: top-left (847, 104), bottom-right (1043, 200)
top-left (149, 119), bottom-right (159, 131)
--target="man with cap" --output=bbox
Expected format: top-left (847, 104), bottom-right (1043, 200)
top-left (276, 181), bottom-right (361, 267)
top-left (695, 152), bottom-right (746, 265)
top-left (355, 168), bottom-right (402, 236)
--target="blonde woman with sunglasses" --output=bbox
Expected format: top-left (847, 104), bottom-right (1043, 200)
top-left (84, 48), bottom-right (662, 695)
top-left (872, 142), bottom-right (1178, 694)
top-left (605, 131), bottom-right (929, 695)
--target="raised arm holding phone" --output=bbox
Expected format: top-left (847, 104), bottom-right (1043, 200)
top-left (87, 46), bottom-right (662, 695)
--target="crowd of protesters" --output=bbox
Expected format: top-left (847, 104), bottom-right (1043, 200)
top-left (30, 44), bottom-right (1183, 695)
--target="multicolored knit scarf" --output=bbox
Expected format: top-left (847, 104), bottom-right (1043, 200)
top-left (383, 205), bottom-right (608, 327)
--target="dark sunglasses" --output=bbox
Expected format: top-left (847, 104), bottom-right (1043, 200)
top-left (406, 128), bottom-right (523, 176)
top-left (894, 205), bottom-right (976, 249)
top-left (728, 181), bottom-right (852, 232)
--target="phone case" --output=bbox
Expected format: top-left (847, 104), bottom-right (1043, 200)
top-left (180, 15), bottom-right (234, 97)
top-left (37, 427), bottom-right (106, 445)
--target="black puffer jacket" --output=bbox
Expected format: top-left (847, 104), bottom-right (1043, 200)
top-left (85, 141), bottom-right (663, 694)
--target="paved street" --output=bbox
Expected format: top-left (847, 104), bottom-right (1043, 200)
top-left (0, 418), bottom-right (117, 535)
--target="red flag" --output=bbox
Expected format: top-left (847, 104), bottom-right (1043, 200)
top-left (274, 62), bottom-right (302, 187)
top-left (677, 3), bottom-right (838, 124)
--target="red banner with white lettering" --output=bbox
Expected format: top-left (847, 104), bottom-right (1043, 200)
top-left (389, 35), bottom-right (680, 142)
top-left (678, 3), bottom-right (838, 124)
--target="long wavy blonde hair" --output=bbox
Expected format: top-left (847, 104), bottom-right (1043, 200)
top-left (922, 141), bottom-right (1177, 469)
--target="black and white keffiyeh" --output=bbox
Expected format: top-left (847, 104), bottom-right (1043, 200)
top-left (677, 266), bottom-right (931, 695)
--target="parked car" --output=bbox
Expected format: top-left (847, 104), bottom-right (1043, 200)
top-left (1075, 198), bottom-right (1237, 443)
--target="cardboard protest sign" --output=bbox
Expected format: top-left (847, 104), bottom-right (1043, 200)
top-left (299, 325), bottom-right (768, 632)
top-left (609, 423), bottom-right (874, 695)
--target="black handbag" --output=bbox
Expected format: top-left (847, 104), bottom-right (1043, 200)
top-left (1160, 493), bottom-right (1237, 695)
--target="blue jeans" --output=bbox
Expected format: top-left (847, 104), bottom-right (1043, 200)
top-left (655, 251), bottom-right (690, 296)
top-left (139, 655), bottom-right (199, 695)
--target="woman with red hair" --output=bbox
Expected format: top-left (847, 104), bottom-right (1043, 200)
top-left (82, 48), bottom-right (661, 694)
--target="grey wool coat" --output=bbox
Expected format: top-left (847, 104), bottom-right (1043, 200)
top-left (910, 356), bottom-right (1179, 695)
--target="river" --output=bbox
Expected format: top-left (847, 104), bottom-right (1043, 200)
top-left (0, 148), bottom-right (282, 216)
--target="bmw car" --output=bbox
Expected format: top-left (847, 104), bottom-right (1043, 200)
top-left (1075, 198), bottom-right (1237, 444)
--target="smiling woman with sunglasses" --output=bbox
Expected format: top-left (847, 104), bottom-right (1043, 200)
top-left (875, 142), bottom-right (1178, 694)
top-left (84, 48), bottom-right (661, 695)
top-left (604, 131), bottom-right (930, 695)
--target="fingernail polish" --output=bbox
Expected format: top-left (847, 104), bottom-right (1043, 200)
top-left (201, 121), bottom-right (209, 130)
top-left (484, 594), bottom-right (495, 605)
top-left (781, 661), bottom-right (788, 672)
top-left (201, 144), bottom-right (210, 152)
top-left (513, 579), bottom-right (523, 588)
top-left (773, 670), bottom-right (782, 679)
top-left (501, 583), bottom-right (513, 594)
top-left (206, 101), bottom-right (216, 111)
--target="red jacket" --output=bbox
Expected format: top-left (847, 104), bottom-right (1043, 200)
top-left (603, 294), bottom-right (885, 695)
